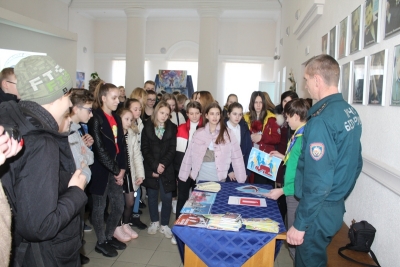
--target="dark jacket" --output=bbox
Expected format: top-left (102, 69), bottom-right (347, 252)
top-left (225, 118), bottom-right (253, 176)
top-left (141, 119), bottom-right (177, 192)
top-left (88, 108), bottom-right (126, 195)
top-left (0, 101), bottom-right (87, 267)
top-left (0, 88), bottom-right (19, 104)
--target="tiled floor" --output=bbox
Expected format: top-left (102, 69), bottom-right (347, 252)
top-left (81, 204), bottom-right (294, 267)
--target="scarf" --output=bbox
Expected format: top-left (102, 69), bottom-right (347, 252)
top-left (283, 123), bottom-right (306, 164)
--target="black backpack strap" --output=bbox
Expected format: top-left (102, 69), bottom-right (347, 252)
top-left (13, 241), bottom-right (45, 267)
top-left (338, 246), bottom-right (381, 267)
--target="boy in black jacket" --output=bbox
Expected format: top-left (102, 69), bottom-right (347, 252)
top-left (0, 55), bottom-right (87, 267)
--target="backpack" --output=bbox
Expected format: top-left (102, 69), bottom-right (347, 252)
top-left (338, 220), bottom-right (381, 267)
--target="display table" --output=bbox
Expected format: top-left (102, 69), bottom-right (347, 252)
top-left (172, 183), bottom-right (286, 267)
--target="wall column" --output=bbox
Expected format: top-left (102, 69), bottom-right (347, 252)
top-left (197, 8), bottom-right (221, 98)
top-left (124, 7), bottom-right (147, 94)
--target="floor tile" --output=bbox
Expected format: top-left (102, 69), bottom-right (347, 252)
top-left (117, 247), bottom-right (155, 264)
top-left (112, 262), bottom-right (147, 267)
top-left (81, 241), bottom-right (96, 256)
top-left (147, 251), bottom-right (182, 267)
top-left (128, 236), bottom-right (163, 250)
top-left (84, 257), bottom-right (115, 267)
top-left (156, 238), bottom-right (179, 253)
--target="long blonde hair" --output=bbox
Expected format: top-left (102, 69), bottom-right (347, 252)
top-left (130, 87), bottom-right (147, 114)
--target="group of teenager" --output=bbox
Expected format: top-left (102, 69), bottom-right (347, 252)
top-left (0, 53), bottom-right (362, 267)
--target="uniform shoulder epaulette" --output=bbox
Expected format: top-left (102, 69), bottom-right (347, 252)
top-left (310, 103), bottom-right (327, 119)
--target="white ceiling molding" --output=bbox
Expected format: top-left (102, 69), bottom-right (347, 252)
top-left (292, 0), bottom-right (324, 40)
top-left (70, 0), bottom-right (281, 10)
top-left (124, 7), bottom-right (148, 18)
top-left (67, 0), bottom-right (280, 20)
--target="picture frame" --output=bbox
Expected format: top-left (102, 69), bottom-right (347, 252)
top-left (350, 6), bottom-right (362, 54)
top-left (322, 33), bottom-right (328, 54)
top-left (329, 26), bottom-right (337, 58)
top-left (368, 49), bottom-right (387, 106)
top-left (363, 0), bottom-right (380, 48)
top-left (384, 0), bottom-right (400, 38)
top-left (339, 17), bottom-right (349, 59)
top-left (341, 62), bottom-right (351, 102)
top-left (391, 44), bottom-right (400, 106)
top-left (353, 57), bottom-right (367, 104)
top-left (76, 71), bottom-right (85, 89)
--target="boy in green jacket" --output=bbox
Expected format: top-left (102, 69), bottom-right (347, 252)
top-left (263, 98), bottom-right (310, 260)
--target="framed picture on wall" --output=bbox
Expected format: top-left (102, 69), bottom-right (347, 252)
top-left (368, 50), bottom-right (387, 105)
top-left (341, 62), bottom-right (351, 102)
top-left (385, 0), bottom-right (400, 38)
top-left (329, 26), bottom-right (337, 58)
top-left (353, 57), bottom-right (366, 104)
top-left (322, 34), bottom-right (328, 54)
top-left (339, 18), bottom-right (348, 59)
top-left (350, 6), bottom-right (361, 54)
top-left (76, 71), bottom-right (85, 88)
top-left (363, 0), bottom-right (379, 48)
top-left (391, 44), bottom-right (400, 106)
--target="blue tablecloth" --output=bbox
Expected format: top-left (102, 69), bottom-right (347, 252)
top-left (172, 182), bottom-right (286, 267)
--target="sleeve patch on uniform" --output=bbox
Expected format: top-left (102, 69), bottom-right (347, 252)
top-left (310, 143), bottom-right (325, 161)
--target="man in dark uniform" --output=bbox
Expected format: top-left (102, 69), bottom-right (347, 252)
top-left (287, 54), bottom-right (363, 267)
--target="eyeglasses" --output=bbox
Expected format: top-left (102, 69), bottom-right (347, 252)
top-left (147, 99), bottom-right (156, 102)
top-left (79, 106), bottom-right (93, 113)
top-left (6, 81), bottom-right (17, 85)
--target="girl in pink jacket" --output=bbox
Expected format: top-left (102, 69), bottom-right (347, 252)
top-left (179, 102), bottom-right (246, 183)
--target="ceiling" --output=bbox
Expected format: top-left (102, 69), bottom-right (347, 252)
top-left (61, 0), bottom-right (281, 20)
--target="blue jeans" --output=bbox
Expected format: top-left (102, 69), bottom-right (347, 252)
top-left (147, 179), bottom-right (172, 226)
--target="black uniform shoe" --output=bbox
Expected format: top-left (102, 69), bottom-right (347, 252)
top-left (95, 242), bottom-right (118, 257)
top-left (80, 254), bottom-right (90, 265)
top-left (133, 210), bottom-right (143, 215)
top-left (107, 237), bottom-right (127, 250)
top-left (130, 216), bottom-right (147, 230)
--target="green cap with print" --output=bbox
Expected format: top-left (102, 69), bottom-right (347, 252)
top-left (14, 55), bottom-right (72, 105)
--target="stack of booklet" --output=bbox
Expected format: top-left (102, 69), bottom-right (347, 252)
top-left (175, 212), bottom-right (243, 232)
top-left (242, 218), bottom-right (280, 233)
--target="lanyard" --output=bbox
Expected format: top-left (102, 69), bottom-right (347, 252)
top-left (283, 124), bottom-right (305, 164)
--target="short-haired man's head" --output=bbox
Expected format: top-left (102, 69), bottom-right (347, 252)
top-left (0, 67), bottom-right (14, 83)
top-left (93, 80), bottom-right (117, 109)
top-left (144, 80), bottom-right (155, 91)
top-left (186, 100), bottom-right (202, 113)
top-left (70, 88), bottom-right (94, 107)
top-left (305, 54), bottom-right (340, 87)
top-left (284, 98), bottom-right (310, 122)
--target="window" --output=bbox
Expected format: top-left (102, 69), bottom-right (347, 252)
top-left (223, 63), bottom-right (262, 111)
top-left (112, 60), bottom-right (126, 87)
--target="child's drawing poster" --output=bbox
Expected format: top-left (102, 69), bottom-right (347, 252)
top-left (247, 148), bottom-right (282, 181)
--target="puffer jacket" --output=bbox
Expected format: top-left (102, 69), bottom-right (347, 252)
top-left (179, 123), bottom-right (246, 183)
top-left (243, 110), bottom-right (281, 153)
top-left (0, 100), bottom-right (87, 267)
top-left (141, 119), bottom-right (177, 192)
top-left (126, 128), bottom-right (145, 191)
top-left (88, 108), bottom-right (126, 195)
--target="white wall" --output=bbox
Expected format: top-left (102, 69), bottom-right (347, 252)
top-left (69, 10), bottom-right (95, 88)
top-left (93, 16), bottom-right (276, 101)
top-left (0, 1), bottom-right (96, 88)
top-left (279, 1), bottom-right (400, 266)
